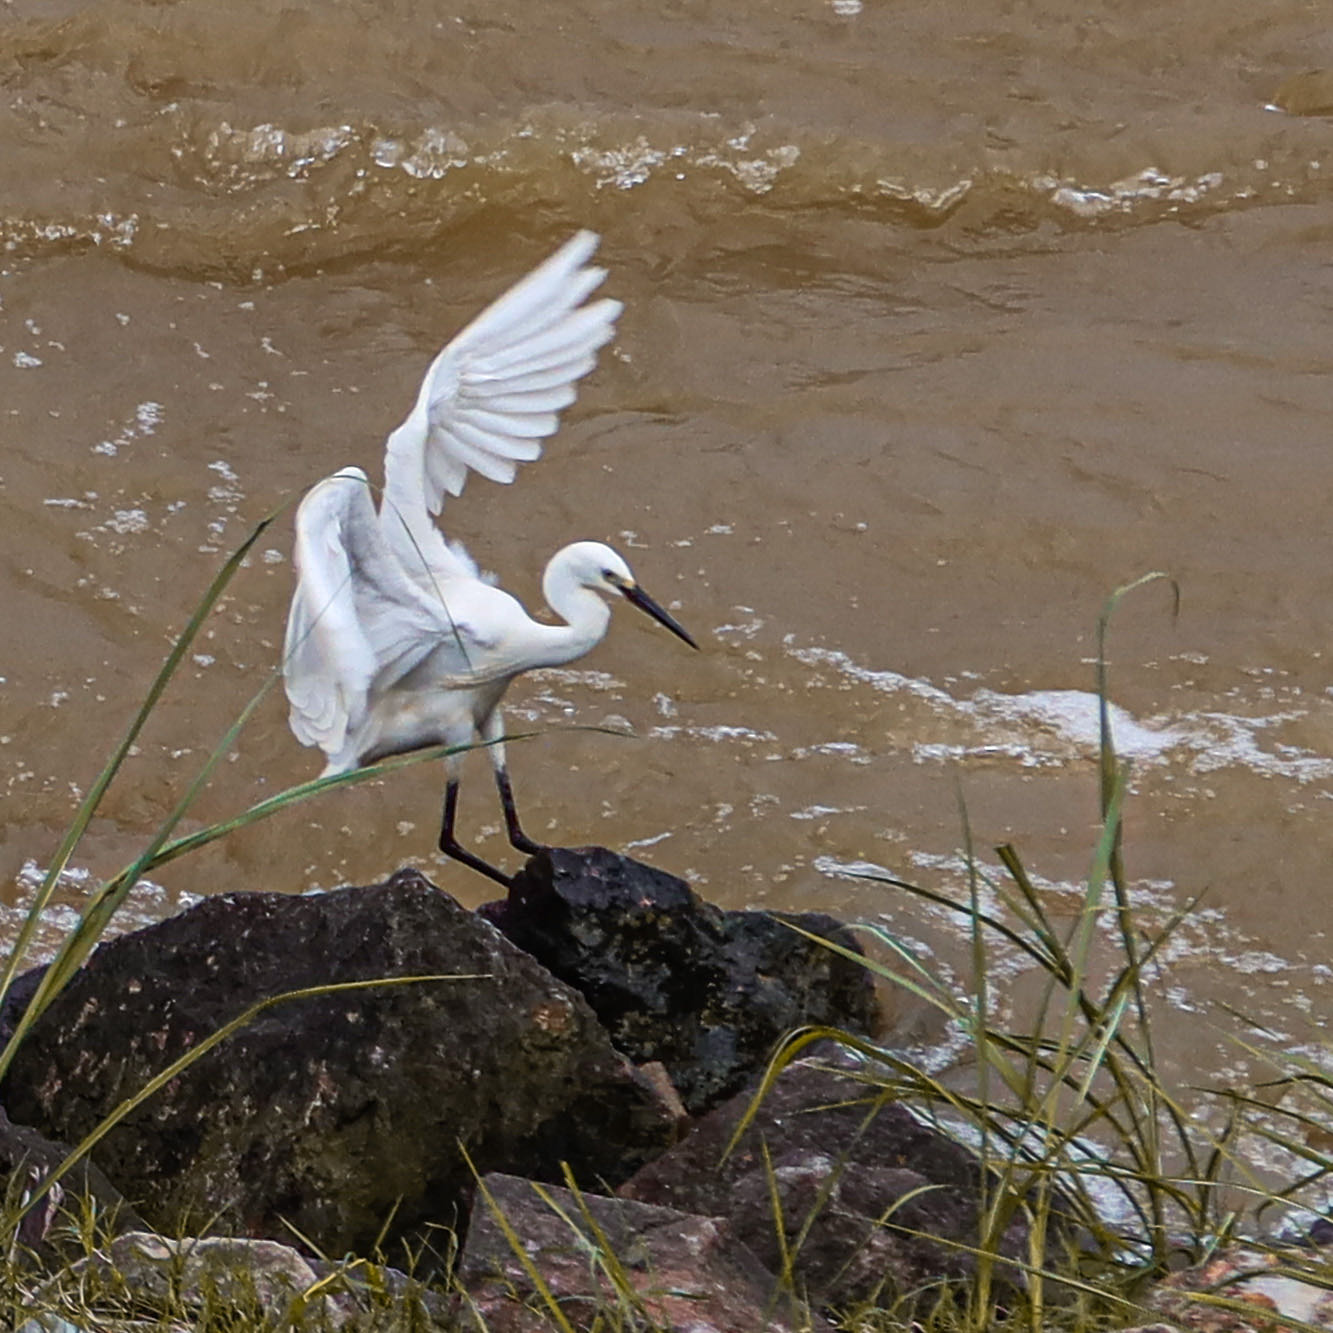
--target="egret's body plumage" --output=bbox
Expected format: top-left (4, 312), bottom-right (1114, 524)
top-left (282, 232), bottom-right (696, 883)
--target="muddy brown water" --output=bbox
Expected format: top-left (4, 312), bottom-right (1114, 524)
top-left (2, 0), bottom-right (1333, 1122)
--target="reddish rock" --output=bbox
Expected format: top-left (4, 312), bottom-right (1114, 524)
top-left (458, 1172), bottom-right (831, 1332)
top-left (1148, 1244), bottom-right (1333, 1332)
top-left (623, 1057), bottom-right (1057, 1307)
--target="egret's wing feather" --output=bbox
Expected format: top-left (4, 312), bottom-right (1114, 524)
top-left (433, 429), bottom-right (521, 485)
top-left (474, 385), bottom-right (579, 415)
top-left (284, 471), bottom-right (381, 753)
top-left (381, 230), bottom-right (621, 583)
top-left (454, 406), bottom-right (556, 440)
top-left (465, 303), bottom-right (622, 380)
top-left (459, 252), bottom-right (610, 345)
top-left (448, 414), bottom-right (544, 460)
top-left (477, 353), bottom-right (600, 397)
top-left (422, 449), bottom-right (469, 508)
top-left (284, 469), bottom-right (471, 759)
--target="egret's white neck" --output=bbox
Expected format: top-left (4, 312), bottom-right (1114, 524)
top-left (537, 544), bottom-right (614, 665)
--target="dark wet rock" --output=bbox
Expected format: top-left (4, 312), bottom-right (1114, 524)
top-left (622, 1057), bottom-right (1053, 1308)
top-left (480, 846), bottom-right (882, 1114)
top-left (0, 1105), bottom-right (149, 1267)
top-left (0, 870), bottom-right (677, 1261)
top-left (458, 1171), bottom-right (831, 1333)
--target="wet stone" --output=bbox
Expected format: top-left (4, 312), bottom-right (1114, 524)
top-left (0, 870), bottom-right (677, 1262)
top-left (481, 846), bottom-right (883, 1114)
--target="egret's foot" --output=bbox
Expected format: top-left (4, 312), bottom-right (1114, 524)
top-left (508, 831), bottom-right (547, 857)
top-left (495, 768), bottom-right (544, 858)
top-left (438, 837), bottom-right (512, 888)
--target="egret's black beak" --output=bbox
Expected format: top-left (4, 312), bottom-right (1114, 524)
top-left (623, 583), bottom-right (699, 650)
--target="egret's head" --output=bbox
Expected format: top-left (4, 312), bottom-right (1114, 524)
top-left (557, 541), bottom-right (699, 650)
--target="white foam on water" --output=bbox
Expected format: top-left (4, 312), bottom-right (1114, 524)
top-left (93, 400), bottom-right (164, 456)
top-left (625, 830), bottom-right (672, 851)
top-left (201, 457), bottom-right (245, 549)
top-left (570, 136), bottom-right (668, 190)
top-left (969, 687), bottom-right (1182, 761)
top-left (791, 740), bottom-right (873, 764)
top-left (208, 121), bottom-right (358, 180)
top-left (790, 803), bottom-right (864, 821)
top-left (715, 615), bottom-right (765, 639)
top-left (813, 853), bottom-right (896, 882)
top-left (1181, 711), bottom-right (1333, 782)
top-left (786, 642), bottom-right (958, 709)
top-left (782, 638), bottom-right (1333, 785)
top-left (650, 723), bottom-right (778, 744)
top-left (105, 508), bottom-right (150, 535)
top-left (10, 860), bottom-right (199, 965)
top-left (527, 668), bottom-right (624, 692)
top-left (1046, 166), bottom-right (1225, 218)
top-left (906, 849), bottom-right (1178, 919)
top-left (912, 740), bottom-right (1059, 768)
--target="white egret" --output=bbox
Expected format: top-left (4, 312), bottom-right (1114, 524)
top-left (283, 232), bottom-right (698, 885)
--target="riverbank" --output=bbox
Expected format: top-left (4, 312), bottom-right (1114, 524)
top-left (3, 842), bottom-right (1333, 1332)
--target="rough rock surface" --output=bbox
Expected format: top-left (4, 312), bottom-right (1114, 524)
top-left (1148, 1244), bottom-right (1333, 1332)
top-left (0, 870), bottom-right (677, 1260)
top-left (458, 1172), bottom-right (831, 1332)
top-left (0, 1106), bottom-right (148, 1265)
top-left (481, 847), bottom-right (882, 1113)
top-left (41, 1233), bottom-right (349, 1329)
top-left (33, 1232), bottom-right (455, 1330)
top-left (622, 1057), bottom-right (1047, 1307)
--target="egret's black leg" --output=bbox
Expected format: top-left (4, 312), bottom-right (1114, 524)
top-left (496, 764), bottom-right (545, 855)
top-left (438, 779), bottom-right (511, 887)
top-left (481, 706), bottom-right (546, 856)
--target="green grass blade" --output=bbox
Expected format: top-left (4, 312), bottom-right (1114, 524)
top-left (465, 1160), bottom-right (577, 1333)
top-left (0, 507), bottom-right (283, 1009)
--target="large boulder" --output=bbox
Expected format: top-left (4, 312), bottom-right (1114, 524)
top-left (481, 847), bottom-right (882, 1113)
top-left (622, 1057), bottom-right (1053, 1309)
top-left (0, 870), bottom-right (677, 1261)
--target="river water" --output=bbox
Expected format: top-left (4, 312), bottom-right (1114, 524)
top-left (3, 0), bottom-right (1333, 1100)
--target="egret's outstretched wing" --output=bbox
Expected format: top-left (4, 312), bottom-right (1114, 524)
top-left (284, 468), bottom-right (462, 758)
top-left (381, 230), bottom-right (622, 581)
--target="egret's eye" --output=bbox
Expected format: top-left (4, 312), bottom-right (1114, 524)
top-left (602, 568), bottom-right (619, 583)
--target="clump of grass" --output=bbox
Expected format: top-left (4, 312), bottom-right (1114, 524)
top-left (735, 574), bottom-right (1333, 1330)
